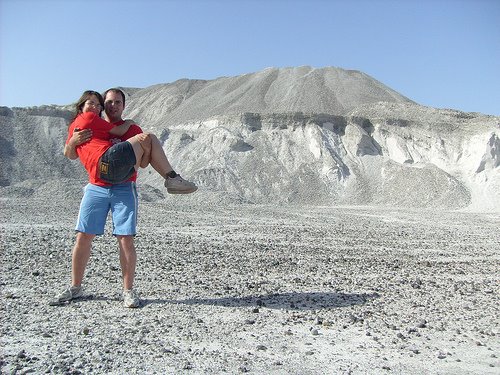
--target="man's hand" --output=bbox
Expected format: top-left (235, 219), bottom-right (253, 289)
top-left (72, 128), bottom-right (92, 145)
top-left (64, 128), bottom-right (92, 159)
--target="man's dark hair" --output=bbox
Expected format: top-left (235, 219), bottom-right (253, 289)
top-left (102, 88), bottom-right (126, 106)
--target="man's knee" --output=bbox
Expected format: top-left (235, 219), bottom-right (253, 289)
top-left (76, 232), bottom-right (95, 245)
top-left (116, 235), bottom-right (136, 251)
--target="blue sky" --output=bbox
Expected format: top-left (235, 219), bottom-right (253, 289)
top-left (1, 0), bottom-right (499, 115)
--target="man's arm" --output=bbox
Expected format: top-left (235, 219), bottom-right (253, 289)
top-left (64, 128), bottom-right (92, 159)
top-left (140, 150), bottom-right (151, 168)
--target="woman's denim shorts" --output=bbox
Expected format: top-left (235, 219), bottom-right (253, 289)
top-left (99, 141), bottom-right (137, 184)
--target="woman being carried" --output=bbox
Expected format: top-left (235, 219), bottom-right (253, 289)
top-left (65, 90), bottom-right (197, 194)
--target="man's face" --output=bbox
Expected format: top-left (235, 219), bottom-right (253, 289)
top-left (104, 91), bottom-right (124, 122)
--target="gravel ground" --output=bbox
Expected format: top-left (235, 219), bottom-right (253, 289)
top-left (1, 198), bottom-right (499, 374)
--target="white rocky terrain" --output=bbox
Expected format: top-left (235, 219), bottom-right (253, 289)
top-left (0, 66), bottom-right (499, 374)
top-left (1, 66), bottom-right (498, 210)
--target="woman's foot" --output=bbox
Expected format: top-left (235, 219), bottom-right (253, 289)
top-left (164, 172), bottom-right (198, 194)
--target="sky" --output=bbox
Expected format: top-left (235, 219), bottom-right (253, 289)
top-left (1, 0), bottom-right (499, 115)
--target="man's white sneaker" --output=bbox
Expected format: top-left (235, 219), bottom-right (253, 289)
top-left (49, 285), bottom-right (83, 306)
top-left (164, 174), bottom-right (198, 194)
top-left (123, 289), bottom-right (140, 308)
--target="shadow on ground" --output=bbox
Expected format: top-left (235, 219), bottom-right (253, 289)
top-left (144, 291), bottom-right (380, 310)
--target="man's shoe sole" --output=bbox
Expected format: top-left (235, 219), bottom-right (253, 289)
top-left (124, 302), bottom-right (140, 308)
top-left (48, 295), bottom-right (83, 306)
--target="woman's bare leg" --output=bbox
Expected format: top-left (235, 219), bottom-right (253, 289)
top-left (127, 133), bottom-right (173, 176)
top-left (136, 133), bottom-right (151, 168)
top-left (126, 133), bottom-right (197, 193)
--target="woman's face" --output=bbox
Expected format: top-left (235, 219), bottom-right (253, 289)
top-left (81, 94), bottom-right (102, 114)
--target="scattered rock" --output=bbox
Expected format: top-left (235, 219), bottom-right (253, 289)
top-left (417, 320), bottom-right (427, 328)
top-left (1, 201), bottom-right (498, 374)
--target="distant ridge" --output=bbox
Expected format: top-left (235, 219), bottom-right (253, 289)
top-left (1, 66), bottom-right (498, 211)
top-left (124, 66), bottom-right (415, 127)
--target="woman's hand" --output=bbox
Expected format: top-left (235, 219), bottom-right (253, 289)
top-left (123, 119), bottom-right (135, 127)
top-left (109, 120), bottom-right (134, 136)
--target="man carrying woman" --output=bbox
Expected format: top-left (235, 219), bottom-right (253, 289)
top-left (50, 88), bottom-right (196, 307)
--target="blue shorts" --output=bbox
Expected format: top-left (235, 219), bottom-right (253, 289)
top-left (76, 182), bottom-right (138, 236)
top-left (99, 141), bottom-right (137, 184)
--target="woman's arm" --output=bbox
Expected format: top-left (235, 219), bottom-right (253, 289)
top-left (109, 119), bottom-right (135, 136)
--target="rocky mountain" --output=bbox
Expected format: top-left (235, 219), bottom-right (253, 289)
top-left (1, 66), bottom-right (499, 211)
top-left (123, 66), bottom-right (414, 127)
